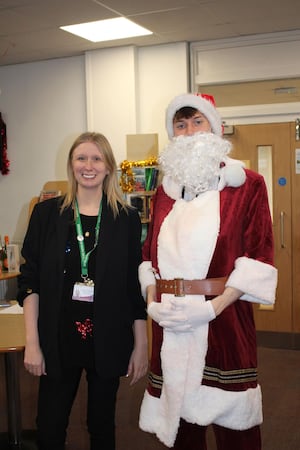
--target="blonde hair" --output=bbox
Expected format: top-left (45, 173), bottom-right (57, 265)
top-left (60, 132), bottom-right (127, 217)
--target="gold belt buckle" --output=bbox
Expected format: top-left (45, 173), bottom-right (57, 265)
top-left (174, 278), bottom-right (185, 297)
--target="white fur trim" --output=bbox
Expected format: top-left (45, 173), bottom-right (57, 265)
top-left (162, 175), bottom-right (182, 200)
top-left (157, 191), bottom-right (220, 279)
top-left (138, 261), bottom-right (156, 299)
top-left (182, 384), bottom-right (262, 431)
top-left (162, 157), bottom-right (246, 200)
top-left (140, 379), bottom-right (262, 447)
top-left (226, 256), bottom-right (278, 304)
top-left (218, 157), bottom-right (246, 190)
top-left (140, 322), bottom-right (210, 447)
top-left (166, 93), bottom-right (222, 138)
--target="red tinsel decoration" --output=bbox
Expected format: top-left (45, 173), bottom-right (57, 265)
top-left (75, 318), bottom-right (93, 340)
top-left (0, 113), bottom-right (10, 175)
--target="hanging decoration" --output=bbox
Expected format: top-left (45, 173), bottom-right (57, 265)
top-left (120, 157), bottom-right (158, 193)
top-left (0, 113), bottom-right (9, 175)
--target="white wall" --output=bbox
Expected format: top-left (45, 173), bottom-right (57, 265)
top-left (0, 42), bottom-right (189, 245)
top-left (85, 42), bottom-right (189, 163)
top-left (0, 56), bottom-right (87, 244)
top-left (191, 30), bottom-right (300, 86)
top-left (85, 46), bottom-right (138, 164)
top-left (2, 31), bottom-right (300, 247)
top-left (136, 42), bottom-right (189, 151)
top-left (190, 30), bottom-right (300, 124)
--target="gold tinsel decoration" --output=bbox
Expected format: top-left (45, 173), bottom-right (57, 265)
top-left (119, 157), bottom-right (158, 193)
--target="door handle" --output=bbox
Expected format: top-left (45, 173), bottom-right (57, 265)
top-left (280, 211), bottom-right (285, 248)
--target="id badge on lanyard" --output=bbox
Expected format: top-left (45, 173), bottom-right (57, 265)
top-left (72, 198), bottom-right (102, 303)
top-left (72, 281), bottom-right (94, 302)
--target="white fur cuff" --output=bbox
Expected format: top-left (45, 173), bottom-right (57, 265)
top-left (226, 256), bottom-right (277, 305)
top-left (138, 261), bottom-right (156, 299)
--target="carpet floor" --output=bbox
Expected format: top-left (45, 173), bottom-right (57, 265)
top-left (64, 346), bottom-right (300, 450)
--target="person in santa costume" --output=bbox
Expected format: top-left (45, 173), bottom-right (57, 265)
top-left (138, 93), bottom-right (277, 450)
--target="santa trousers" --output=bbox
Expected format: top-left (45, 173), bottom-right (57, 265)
top-left (172, 419), bottom-right (261, 450)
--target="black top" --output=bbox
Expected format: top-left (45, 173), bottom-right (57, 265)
top-left (60, 214), bottom-right (97, 369)
top-left (17, 196), bottom-right (147, 379)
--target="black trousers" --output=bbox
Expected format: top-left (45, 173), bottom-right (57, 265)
top-left (36, 366), bottom-right (120, 450)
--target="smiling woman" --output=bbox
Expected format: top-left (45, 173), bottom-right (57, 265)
top-left (17, 131), bottom-right (148, 450)
top-left (71, 141), bottom-right (110, 215)
top-left (62, 132), bottom-right (128, 218)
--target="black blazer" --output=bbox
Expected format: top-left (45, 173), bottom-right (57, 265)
top-left (17, 195), bottom-right (147, 378)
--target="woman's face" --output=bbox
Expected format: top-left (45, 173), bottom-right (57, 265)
top-left (72, 141), bottom-right (109, 192)
top-left (173, 111), bottom-right (211, 136)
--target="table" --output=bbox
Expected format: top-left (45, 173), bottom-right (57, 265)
top-left (0, 272), bottom-right (36, 449)
top-left (0, 272), bottom-right (20, 280)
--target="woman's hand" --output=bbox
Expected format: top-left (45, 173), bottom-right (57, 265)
top-left (23, 293), bottom-right (46, 376)
top-left (126, 319), bottom-right (148, 385)
top-left (127, 342), bottom-right (148, 385)
top-left (24, 342), bottom-right (46, 376)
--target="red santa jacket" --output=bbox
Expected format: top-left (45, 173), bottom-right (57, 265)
top-left (142, 168), bottom-right (275, 396)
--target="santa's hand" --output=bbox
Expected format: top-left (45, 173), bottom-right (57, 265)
top-left (159, 298), bottom-right (216, 332)
top-left (147, 300), bottom-right (173, 324)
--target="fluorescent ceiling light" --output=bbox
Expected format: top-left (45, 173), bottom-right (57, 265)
top-left (60, 17), bottom-right (153, 42)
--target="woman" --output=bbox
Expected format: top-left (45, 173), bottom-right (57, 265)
top-left (17, 132), bottom-right (148, 450)
top-left (138, 94), bottom-right (278, 450)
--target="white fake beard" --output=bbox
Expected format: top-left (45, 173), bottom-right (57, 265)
top-left (159, 132), bottom-right (232, 196)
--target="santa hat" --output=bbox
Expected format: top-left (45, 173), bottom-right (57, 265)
top-left (166, 93), bottom-right (222, 138)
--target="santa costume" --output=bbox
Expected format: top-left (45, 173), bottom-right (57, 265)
top-left (138, 94), bottom-right (277, 449)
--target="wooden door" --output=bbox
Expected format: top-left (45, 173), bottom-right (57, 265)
top-left (227, 123), bottom-right (295, 333)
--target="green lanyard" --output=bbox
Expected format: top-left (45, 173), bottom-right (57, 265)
top-left (75, 198), bottom-right (103, 282)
